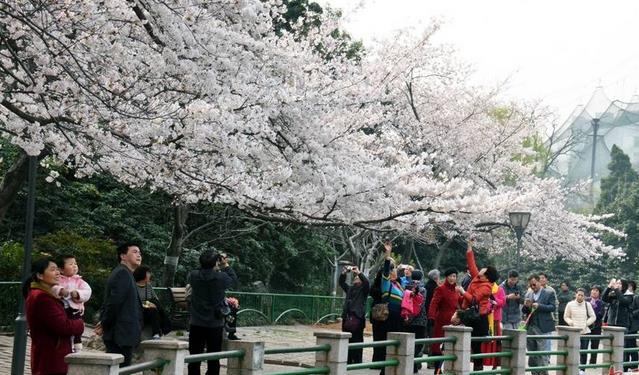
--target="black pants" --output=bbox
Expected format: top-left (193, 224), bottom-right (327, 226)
top-left (580, 337), bottom-right (590, 365)
top-left (407, 325), bottom-right (426, 373)
top-left (143, 307), bottom-right (162, 336)
top-left (469, 315), bottom-right (490, 371)
top-left (371, 319), bottom-right (386, 363)
top-left (625, 330), bottom-right (638, 371)
top-left (588, 326), bottom-right (601, 364)
top-left (344, 324), bottom-right (364, 364)
top-left (377, 314), bottom-right (405, 375)
top-left (104, 340), bottom-right (134, 367)
top-left (188, 325), bottom-right (224, 375)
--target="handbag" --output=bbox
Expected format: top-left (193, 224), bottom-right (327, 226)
top-left (457, 298), bottom-right (481, 326)
top-left (372, 302), bottom-right (389, 321)
top-left (371, 277), bottom-right (393, 322)
top-left (343, 313), bottom-right (362, 332)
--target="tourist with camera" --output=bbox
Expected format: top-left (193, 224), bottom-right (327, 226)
top-left (339, 264), bottom-right (369, 364)
top-left (187, 249), bottom-right (238, 375)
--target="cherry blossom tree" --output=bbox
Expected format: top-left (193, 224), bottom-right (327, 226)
top-left (0, 0), bottom-right (622, 261)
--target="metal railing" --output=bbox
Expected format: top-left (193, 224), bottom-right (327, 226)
top-left (469, 336), bottom-right (513, 375)
top-left (119, 358), bottom-right (169, 374)
top-left (184, 349), bottom-right (245, 364)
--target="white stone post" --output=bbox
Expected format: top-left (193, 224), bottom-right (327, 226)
top-left (65, 352), bottom-right (123, 375)
top-left (226, 340), bottom-right (265, 375)
top-left (385, 332), bottom-right (415, 375)
top-left (140, 339), bottom-right (189, 375)
top-left (556, 325), bottom-right (582, 375)
top-left (314, 331), bottom-right (351, 374)
top-left (502, 328), bottom-right (527, 375)
top-left (443, 325), bottom-right (473, 375)
top-left (601, 325), bottom-right (625, 375)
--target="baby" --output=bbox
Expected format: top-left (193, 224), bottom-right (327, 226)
top-left (52, 254), bottom-right (92, 352)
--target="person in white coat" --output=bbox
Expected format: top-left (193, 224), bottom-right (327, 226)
top-left (564, 288), bottom-right (596, 373)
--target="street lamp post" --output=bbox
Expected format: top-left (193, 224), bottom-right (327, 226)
top-left (11, 155), bottom-right (37, 375)
top-left (509, 211), bottom-right (531, 269)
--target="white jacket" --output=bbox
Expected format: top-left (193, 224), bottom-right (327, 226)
top-left (564, 300), bottom-right (596, 334)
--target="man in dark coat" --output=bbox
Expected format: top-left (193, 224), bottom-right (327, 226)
top-left (187, 249), bottom-right (237, 375)
top-left (522, 274), bottom-right (556, 375)
top-left (96, 242), bottom-right (143, 367)
top-left (339, 265), bottom-right (370, 364)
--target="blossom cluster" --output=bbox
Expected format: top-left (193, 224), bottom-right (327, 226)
top-left (0, 0), bottom-right (621, 259)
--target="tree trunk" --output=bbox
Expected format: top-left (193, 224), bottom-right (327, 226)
top-left (0, 151), bottom-right (28, 223)
top-left (161, 203), bottom-right (189, 286)
top-left (433, 238), bottom-right (454, 269)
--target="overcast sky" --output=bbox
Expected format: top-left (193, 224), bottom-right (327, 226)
top-left (318, 0), bottom-right (639, 121)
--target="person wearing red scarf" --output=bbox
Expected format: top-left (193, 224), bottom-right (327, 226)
top-left (24, 258), bottom-right (85, 375)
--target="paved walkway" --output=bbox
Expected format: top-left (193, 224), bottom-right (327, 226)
top-left (0, 325), bottom-right (609, 374)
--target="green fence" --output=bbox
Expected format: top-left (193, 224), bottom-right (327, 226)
top-left (0, 281), bottom-right (345, 330)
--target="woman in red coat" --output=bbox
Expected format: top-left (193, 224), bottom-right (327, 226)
top-left (24, 258), bottom-right (85, 375)
top-left (456, 241), bottom-right (499, 371)
top-left (427, 268), bottom-right (463, 371)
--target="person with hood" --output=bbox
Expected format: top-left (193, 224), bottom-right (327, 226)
top-left (428, 268), bottom-right (462, 372)
top-left (187, 250), bottom-right (238, 375)
top-left (339, 265), bottom-right (370, 364)
top-left (453, 240), bottom-right (499, 372)
top-left (404, 270), bottom-right (428, 373)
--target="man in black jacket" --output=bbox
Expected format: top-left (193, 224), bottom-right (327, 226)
top-left (96, 242), bottom-right (143, 367)
top-left (187, 249), bottom-right (237, 375)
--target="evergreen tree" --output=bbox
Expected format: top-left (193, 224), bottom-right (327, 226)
top-left (595, 145), bottom-right (639, 276)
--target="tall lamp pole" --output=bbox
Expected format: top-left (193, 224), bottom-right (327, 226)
top-left (509, 211), bottom-right (531, 269)
top-left (11, 155), bottom-right (37, 375)
top-left (590, 118), bottom-right (600, 204)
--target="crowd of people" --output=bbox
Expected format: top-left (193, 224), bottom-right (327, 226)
top-left (20, 239), bottom-right (639, 375)
top-left (339, 239), bottom-right (639, 375)
top-left (23, 242), bottom-right (237, 375)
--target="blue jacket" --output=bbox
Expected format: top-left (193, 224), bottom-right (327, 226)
top-left (522, 288), bottom-right (556, 334)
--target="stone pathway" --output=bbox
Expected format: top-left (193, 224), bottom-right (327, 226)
top-left (0, 325), bottom-right (610, 374)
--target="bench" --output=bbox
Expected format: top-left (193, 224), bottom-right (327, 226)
top-left (167, 287), bottom-right (189, 329)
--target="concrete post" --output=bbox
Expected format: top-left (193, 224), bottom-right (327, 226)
top-left (556, 325), bottom-right (582, 375)
top-left (502, 328), bottom-right (527, 375)
top-left (601, 325), bottom-right (625, 375)
top-left (226, 340), bottom-right (265, 375)
top-left (314, 331), bottom-right (351, 374)
top-left (385, 332), bottom-right (415, 375)
top-left (443, 325), bottom-right (472, 375)
top-left (140, 339), bottom-right (189, 375)
top-left (65, 352), bottom-right (123, 375)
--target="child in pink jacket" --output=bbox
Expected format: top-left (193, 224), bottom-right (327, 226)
top-left (52, 255), bottom-right (92, 352)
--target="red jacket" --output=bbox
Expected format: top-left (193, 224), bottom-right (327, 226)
top-left (26, 285), bottom-right (84, 375)
top-left (461, 250), bottom-right (493, 316)
top-left (428, 282), bottom-right (459, 353)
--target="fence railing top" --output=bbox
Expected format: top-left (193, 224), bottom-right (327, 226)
top-left (65, 352), bottom-right (124, 366)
